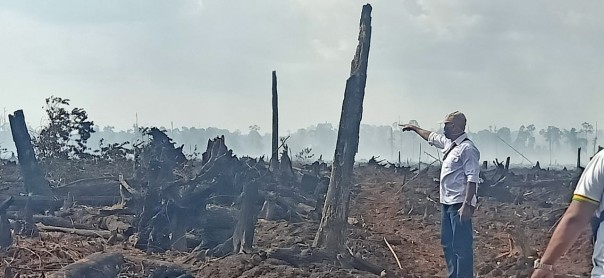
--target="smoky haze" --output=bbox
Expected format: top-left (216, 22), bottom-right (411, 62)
top-left (0, 1), bottom-right (603, 164)
top-left (0, 121), bottom-right (600, 167)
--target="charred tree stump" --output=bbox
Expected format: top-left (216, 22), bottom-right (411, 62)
top-left (61, 192), bottom-right (74, 210)
top-left (313, 4), bottom-right (372, 251)
top-left (279, 145), bottom-right (294, 179)
top-left (337, 252), bottom-right (385, 276)
top-left (19, 196), bottom-right (39, 237)
top-left (8, 110), bottom-right (54, 196)
top-left (0, 213), bottom-right (11, 249)
top-left (0, 197), bottom-right (14, 249)
top-left (0, 197), bottom-right (13, 214)
top-left (533, 161), bottom-right (542, 171)
top-left (47, 252), bottom-right (124, 278)
top-left (269, 70), bottom-right (280, 172)
top-left (168, 202), bottom-right (188, 252)
top-left (233, 181), bottom-right (259, 254)
top-left (198, 136), bottom-right (238, 204)
top-left (135, 128), bottom-right (186, 252)
top-left (137, 192), bottom-right (171, 252)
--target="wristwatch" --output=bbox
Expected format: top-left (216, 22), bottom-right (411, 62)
top-left (533, 259), bottom-right (554, 271)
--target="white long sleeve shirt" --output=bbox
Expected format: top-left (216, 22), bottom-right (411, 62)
top-left (428, 132), bottom-right (481, 206)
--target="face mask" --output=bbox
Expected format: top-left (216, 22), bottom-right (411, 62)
top-left (444, 124), bottom-right (462, 138)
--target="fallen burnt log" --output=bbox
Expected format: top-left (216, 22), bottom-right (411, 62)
top-left (53, 177), bottom-right (121, 197)
top-left (6, 195), bottom-right (120, 212)
top-left (47, 252), bottom-right (124, 278)
top-left (267, 246), bottom-right (385, 276)
top-left (36, 223), bottom-right (123, 240)
top-left (337, 252), bottom-right (385, 276)
top-left (267, 246), bottom-right (334, 267)
top-left (7, 213), bottom-right (93, 230)
top-left (367, 156), bottom-right (411, 174)
top-left (124, 254), bottom-right (197, 277)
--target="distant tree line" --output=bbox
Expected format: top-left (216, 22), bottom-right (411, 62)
top-left (0, 99), bottom-right (600, 166)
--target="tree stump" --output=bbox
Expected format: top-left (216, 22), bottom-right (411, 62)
top-left (8, 110), bottom-right (54, 196)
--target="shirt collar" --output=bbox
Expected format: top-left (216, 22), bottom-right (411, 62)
top-left (453, 133), bottom-right (468, 145)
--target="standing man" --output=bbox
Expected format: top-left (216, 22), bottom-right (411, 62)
top-left (531, 149), bottom-right (604, 278)
top-left (400, 111), bottom-right (480, 278)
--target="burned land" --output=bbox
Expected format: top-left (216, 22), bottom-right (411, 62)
top-left (0, 131), bottom-right (594, 277)
top-left (0, 4), bottom-right (599, 278)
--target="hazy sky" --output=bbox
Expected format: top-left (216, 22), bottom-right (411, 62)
top-left (1, 0), bottom-right (603, 134)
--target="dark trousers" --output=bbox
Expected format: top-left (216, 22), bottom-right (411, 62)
top-left (441, 203), bottom-right (474, 278)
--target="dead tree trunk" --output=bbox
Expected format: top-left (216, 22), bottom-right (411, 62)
top-left (577, 147), bottom-right (582, 169)
top-left (269, 70), bottom-right (280, 172)
top-left (47, 252), bottom-right (124, 278)
top-left (313, 4), bottom-right (372, 251)
top-left (8, 110), bottom-right (54, 196)
top-left (233, 181), bottom-right (259, 254)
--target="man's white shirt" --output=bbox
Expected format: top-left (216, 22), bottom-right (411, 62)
top-left (428, 132), bottom-right (481, 206)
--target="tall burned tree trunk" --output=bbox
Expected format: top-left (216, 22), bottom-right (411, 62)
top-left (313, 4), bottom-right (372, 251)
top-left (577, 147), bottom-right (582, 169)
top-left (8, 110), bottom-right (54, 196)
top-left (269, 70), bottom-right (280, 172)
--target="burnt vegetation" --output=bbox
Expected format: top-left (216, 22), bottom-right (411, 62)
top-left (0, 4), bottom-right (601, 277)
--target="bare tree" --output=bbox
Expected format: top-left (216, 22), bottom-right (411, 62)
top-left (270, 70), bottom-right (280, 171)
top-left (313, 4), bottom-right (372, 251)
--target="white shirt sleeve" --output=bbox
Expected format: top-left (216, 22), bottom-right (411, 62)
top-left (428, 132), bottom-right (449, 150)
top-left (461, 145), bottom-right (481, 183)
top-left (573, 151), bottom-right (604, 204)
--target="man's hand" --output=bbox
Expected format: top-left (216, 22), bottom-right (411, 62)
top-left (530, 269), bottom-right (554, 278)
top-left (458, 204), bottom-right (473, 221)
top-left (399, 124), bottom-right (416, 132)
top-left (398, 124), bottom-right (431, 141)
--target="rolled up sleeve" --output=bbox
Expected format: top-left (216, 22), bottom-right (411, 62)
top-left (573, 151), bottom-right (604, 205)
top-left (462, 146), bottom-right (481, 183)
top-left (428, 132), bottom-right (448, 150)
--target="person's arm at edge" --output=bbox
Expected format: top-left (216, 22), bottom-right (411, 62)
top-left (532, 199), bottom-right (597, 277)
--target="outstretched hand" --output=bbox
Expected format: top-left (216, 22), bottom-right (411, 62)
top-left (399, 124), bottom-right (416, 132)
